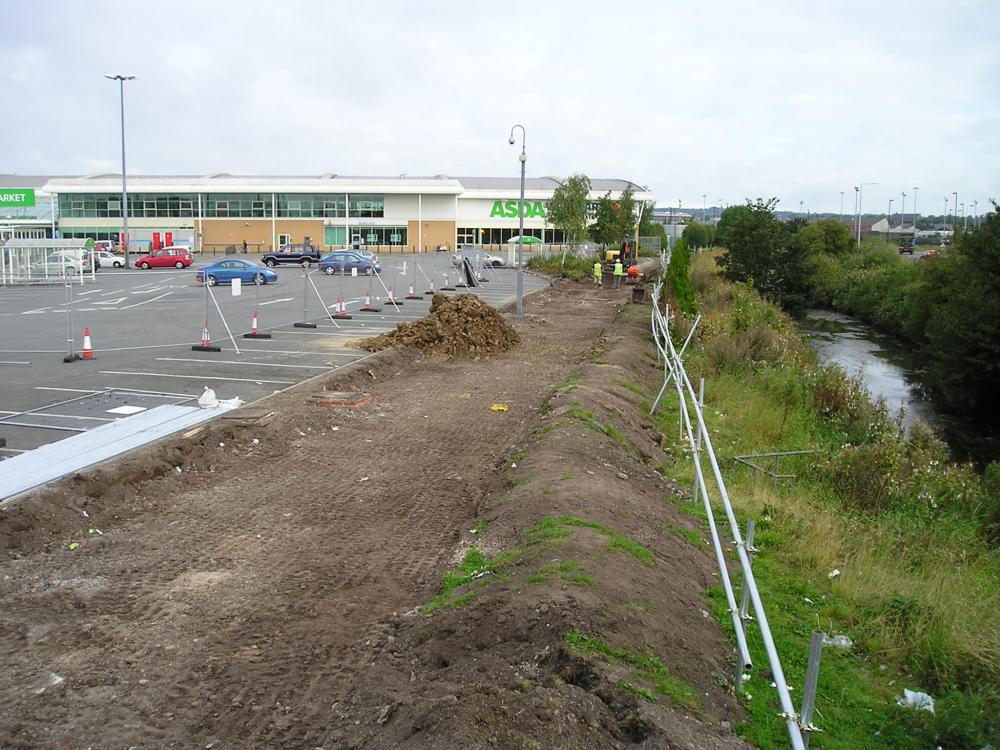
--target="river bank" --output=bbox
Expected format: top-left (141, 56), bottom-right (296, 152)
top-left (799, 309), bottom-right (999, 468)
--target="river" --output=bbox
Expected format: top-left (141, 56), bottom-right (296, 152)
top-left (799, 309), bottom-right (997, 467)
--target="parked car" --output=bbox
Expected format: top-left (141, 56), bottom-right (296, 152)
top-left (318, 251), bottom-right (381, 275)
top-left (134, 246), bottom-right (193, 269)
top-left (261, 243), bottom-right (321, 267)
top-left (36, 253), bottom-right (96, 276)
top-left (195, 259), bottom-right (278, 286)
top-left (452, 250), bottom-right (506, 268)
top-left (94, 249), bottom-right (123, 268)
top-left (898, 245), bottom-right (914, 255)
top-left (917, 249), bottom-right (938, 261)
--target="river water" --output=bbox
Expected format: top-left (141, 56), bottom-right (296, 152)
top-left (799, 310), bottom-right (997, 467)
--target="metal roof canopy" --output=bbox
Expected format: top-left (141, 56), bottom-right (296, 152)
top-left (0, 402), bottom-right (237, 505)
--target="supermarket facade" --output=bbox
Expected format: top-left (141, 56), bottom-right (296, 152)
top-left (39, 175), bottom-right (653, 252)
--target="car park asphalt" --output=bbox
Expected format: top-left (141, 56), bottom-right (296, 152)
top-left (0, 252), bottom-right (547, 456)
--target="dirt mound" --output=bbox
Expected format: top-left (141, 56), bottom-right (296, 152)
top-left (362, 293), bottom-right (519, 358)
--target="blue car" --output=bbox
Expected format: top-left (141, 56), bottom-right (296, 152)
top-left (195, 258), bottom-right (278, 286)
top-left (319, 251), bottom-right (381, 276)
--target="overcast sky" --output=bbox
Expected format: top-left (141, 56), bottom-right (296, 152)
top-left (4, 0), bottom-right (998, 214)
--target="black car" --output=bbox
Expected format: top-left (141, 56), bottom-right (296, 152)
top-left (261, 243), bottom-right (322, 267)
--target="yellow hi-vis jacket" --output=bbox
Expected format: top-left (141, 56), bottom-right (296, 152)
top-left (613, 261), bottom-right (624, 277)
top-left (593, 262), bottom-right (602, 279)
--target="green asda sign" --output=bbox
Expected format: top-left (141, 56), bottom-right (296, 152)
top-left (0, 188), bottom-right (35, 207)
top-left (490, 199), bottom-right (546, 219)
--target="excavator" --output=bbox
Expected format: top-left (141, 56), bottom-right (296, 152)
top-left (602, 238), bottom-right (640, 282)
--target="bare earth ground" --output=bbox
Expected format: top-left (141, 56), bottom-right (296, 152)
top-left (0, 279), bottom-right (752, 750)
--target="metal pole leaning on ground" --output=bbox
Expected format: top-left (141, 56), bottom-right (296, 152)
top-left (668, 349), bottom-right (753, 676)
top-left (295, 269), bottom-right (317, 328)
top-left (416, 262), bottom-right (435, 295)
top-left (306, 272), bottom-right (343, 327)
top-left (206, 284), bottom-right (240, 354)
top-left (665, 325), bottom-right (804, 750)
top-left (63, 273), bottom-right (80, 362)
top-left (691, 377), bottom-right (705, 503)
top-left (372, 269), bottom-right (400, 311)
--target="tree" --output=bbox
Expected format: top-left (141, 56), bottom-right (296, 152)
top-left (682, 222), bottom-right (715, 249)
top-left (589, 192), bottom-right (618, 245)
top-left (588, 187), bottom-right (638, 245)
top-left (546, 174), bottom-right (591, 248)
top-left (715, 198), bottom-right (814, 313)
top-left (924, 204), bottom-right (1000, 417)
top-left (666, 238), bottom-right (696, 315)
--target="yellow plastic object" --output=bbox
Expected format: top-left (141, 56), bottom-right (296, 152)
top-left (490, 403), bottom-right (509, 412)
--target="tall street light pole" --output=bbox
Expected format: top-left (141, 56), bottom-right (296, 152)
top-left (106, 74), bottom-right (135, 269)
top-left (508, 124), bottom-right (526, 316)
top-left (702, 194), bottom-right (707, 221)
top-left (857, 182), bottom-right (877, 247)
top-left (974, 200), bottom-right (979, 229)
top-left (840, 191), bottom-right (844, 223)
top-left (952, 191), bottom-right (958, 227)
top-left (901, 191), bottom-right (906, 229)
top-left (912, 187), bottom-right (919, 230)
top-left (888, 199), bottom-right (894, 232)
top-left (853, 186), bottom-right (860, 239)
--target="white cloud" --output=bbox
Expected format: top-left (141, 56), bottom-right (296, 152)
top-left (1, 0), bottom-right (997, 213)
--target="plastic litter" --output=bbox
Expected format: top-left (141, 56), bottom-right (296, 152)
top-left (68, 542), bottom-right (80, 551)
top-left (251, 438), bottom-right (260, 445)
top-left (197, 387), bottom-right (218, 408)
top-left (896, 688), bottom-right (935, 713)
top-left (490, 403), bottom-right (509, 412)
top-left (828, 569), bottom-right (841, 579)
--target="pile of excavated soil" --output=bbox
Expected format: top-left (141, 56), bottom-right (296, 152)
top-left (362, 293), bottom-right (519, 358)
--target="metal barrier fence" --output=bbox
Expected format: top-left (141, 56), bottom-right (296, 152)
top-left (648, 252), bottom-right (848, 748)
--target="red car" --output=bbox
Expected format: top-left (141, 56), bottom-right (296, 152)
top-left (134, 246), bottom-right (193, 269)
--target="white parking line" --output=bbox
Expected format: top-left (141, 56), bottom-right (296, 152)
top-left (119, 291), bottom-right (173, 310)
top-left (155, 357), bottom-right (333, 370)
top-left (94, 297), bottom-right (127, 305)
top-left (100, 370), bottom-right (295, 385)
top-left (259, 297), bottom-right (294, 306)
top-left (235, 348), bottom-right (359, 356)
top-left (77, 289), bottom-right (103, 296)
top-left (35, 387), bottom-right (102, 394)
top-left (131, 285), bottom-right (167, 295)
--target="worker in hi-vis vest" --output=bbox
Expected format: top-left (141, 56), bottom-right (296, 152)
top-left (593, 260), bottom-right (603, 288)
top-left (613, 260), bottom-right (624, 288)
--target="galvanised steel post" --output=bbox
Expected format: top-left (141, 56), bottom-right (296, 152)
top-left (509, 125), bottom-right (526, 316)
top-left (106, 74), bottom-right (135, 269)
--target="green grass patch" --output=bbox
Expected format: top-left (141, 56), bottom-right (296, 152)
top-left (617, 379), bottom-right (651, 399)
top-left (525, 559), bottom-right (595, 586)
top-left (529, 515), bottom-right (655, 566)
top-left (566, 630), bottom-right (699, 709)
top-left (616, 680), bottom-right (656, 702)
top-left (472, 519), bottom-right (486, 534)
top-left (667, 521), bottom-right (707, 547)
top-left (566, 403), bottom-right (636, 457)
top-left (423, 547), bottom-right (519, 615)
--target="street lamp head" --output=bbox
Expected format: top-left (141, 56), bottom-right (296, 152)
top-left (508, 136), bottom-right (515, 145)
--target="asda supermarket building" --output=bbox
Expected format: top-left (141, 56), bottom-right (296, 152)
top-left (43, 174), bottom-right (653, 253)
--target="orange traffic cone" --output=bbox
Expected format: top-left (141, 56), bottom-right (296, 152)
top-left (406, 283), bottom-right (422, 300)
top-left (360, 292), bottom-right (380, 313)
top-left (386, 288), bottom-right (403, 307)
top-left (333, 297), bottom-right (352, 319)
top-left (192, 321), bottom-right (221, 352)
top-left (81, 327), bottom-right (95, 360)
top-left (243, 308), bottom-right (272, 339)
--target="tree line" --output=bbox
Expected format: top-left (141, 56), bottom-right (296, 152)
top-left (714, 198), bottom-right (1000, 421)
